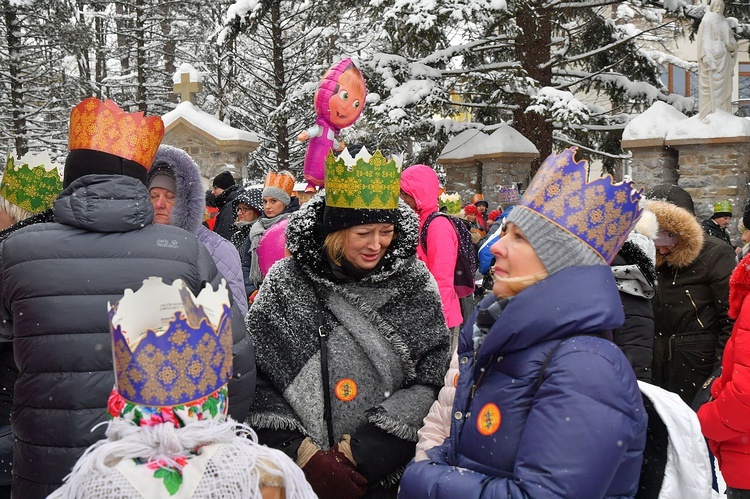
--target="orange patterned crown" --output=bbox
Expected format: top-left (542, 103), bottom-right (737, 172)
top-left (68, 98), bottom-right (164, 169)
top-left (264, 171), bottom-right (295, 197)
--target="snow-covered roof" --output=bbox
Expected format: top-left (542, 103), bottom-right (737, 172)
top-left (622, 101), bottom-right (687, 146)
top-left (665, 110), bottom-right (750, 144)
top-left (438, 129), bottom-right (488, 164)
top-left (162, 102), bottom-right (259, 146)
top-left (473, 124), bottom-right (539, 159)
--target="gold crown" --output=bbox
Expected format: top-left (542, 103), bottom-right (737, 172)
top-left (109, 277), bottom-right (233, 406)
top-left (264, 171), bottom-right (295, 197)
top-left (68, 98), bottom-right (164, 169)
top-left (1, 152), bottom-right (63, 213)
top-left (324, 147), bottom-right (401, 209)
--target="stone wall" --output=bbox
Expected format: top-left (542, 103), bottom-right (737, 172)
top-left (479, 157), bottom-right (533, 208)
top-left (442, 160), bottom-right (481, 205)
top-left (162, 127), bottom-right (249, 187)
top-left (668, 140), bottom-right (750, 227)
top-left (442, 156), bottom-right (534, 208)
top-left (621, 141), bottom-right (679, 189)
top-left (626, 137), bottom-right (750, 244)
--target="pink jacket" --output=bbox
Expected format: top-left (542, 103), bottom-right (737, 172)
top-left (415, 351), bottom-right (459, 459)
top-left (401, 165), bottom-right (462, 328)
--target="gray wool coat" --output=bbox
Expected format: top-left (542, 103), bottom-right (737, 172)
top-left (246, 193), bottom-right (450, 489)
top-left (0, 174), bottom-right (255, 499)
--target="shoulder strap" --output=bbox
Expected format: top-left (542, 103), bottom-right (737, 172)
top-left (420, 211), bottom-right (445, 252)
top-left (316, 305), bottom-right (335, 448)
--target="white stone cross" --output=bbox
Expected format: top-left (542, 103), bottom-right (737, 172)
top-left (173, 69), bottom-right (203, 104)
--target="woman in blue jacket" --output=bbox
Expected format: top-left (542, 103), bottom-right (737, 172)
top-left (399, 148), bottom-right (648, 498)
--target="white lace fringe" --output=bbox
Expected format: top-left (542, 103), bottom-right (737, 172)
top-left (48, 418), bottom-right (314, 499)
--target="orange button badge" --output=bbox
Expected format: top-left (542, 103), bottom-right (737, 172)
top-left (476, 403), bottom-right (501, 436)
top-left (334, 378), bottom-right (358, 402)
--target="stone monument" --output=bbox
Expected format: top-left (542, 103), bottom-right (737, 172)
top-left (697, 0), bottom-right (738, 119)
top-left (161, 63), bottom-right (259, 186)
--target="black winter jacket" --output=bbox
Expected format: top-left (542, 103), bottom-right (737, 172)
top-left (0, 175), bottom-right (253, 499)
top-left (701, 218), bottom-right (732, 247)
top-left (611, 240), bottom-right (656, 382)
top-left (649, 200), bottom-right (736, 405)
top-left (213, 184), bottom-right (240, 240)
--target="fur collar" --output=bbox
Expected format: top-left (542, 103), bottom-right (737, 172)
top-left (646, 200), bottom-right (703, 269)
top-left (285, 192), bottom-right (419, 282)
top-left (150, 145), bottom-right (205, 234)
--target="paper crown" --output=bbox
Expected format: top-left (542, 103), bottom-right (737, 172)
top-left (264, 171), bottom-right (295, 197)
top-left (68, 97), bottom-right (164, 169)
top-left (518, 147), bottom-right (642, 263)
top-left (497, 184), bottom-right (520, 204)
top-left (324, 147), bottom-right (401, 209)
top-left (713, 200), bottom-right (732, 215)
top-left (439, 192), bottom-right (461, 214)
top-left (1, 152), bottom-right (63, 213)
top-left (109, 277), bottom-right (233, 407)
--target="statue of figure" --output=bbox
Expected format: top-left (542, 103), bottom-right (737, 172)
top-left (697, 0), bottom-right (738, 118)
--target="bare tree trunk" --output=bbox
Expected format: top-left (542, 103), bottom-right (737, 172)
top-left (116, 1), bottom-right (130, 74)
top-left (271, 2), bottom-right (289, 171)
top-left (514, 3), bottom-right (553, 176)
top-left (5, 3), bottom-right (27, 156)
top-left (160, 1), bottom-right (176, 103)
top-left (135, 0), bottom-right (146, 110)
top-left (94, 1), bottom-right (108, 98)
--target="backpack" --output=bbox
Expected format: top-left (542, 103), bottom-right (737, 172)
top-left (420, 212), bottom-right (478, 298)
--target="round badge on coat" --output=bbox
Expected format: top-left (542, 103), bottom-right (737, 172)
top-left (477, 403), bottom-right (501, 436)
top-left (334, 378), bottom-right (358, 402)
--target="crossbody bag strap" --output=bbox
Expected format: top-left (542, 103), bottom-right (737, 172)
top-left (316, 300), bottom-right (336, 448)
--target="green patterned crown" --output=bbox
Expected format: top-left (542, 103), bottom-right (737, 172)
top-left (439, 192), bottom-right (461, 214)
top-left (324, 147), bottom-right (401, 209)
top-left (713, 200), bottom-right (732, 215)
top-left (2, 152), bottom-right (63, 213)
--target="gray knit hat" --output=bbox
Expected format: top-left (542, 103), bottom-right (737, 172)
top-left (507, 206), bottom-right (606, 275)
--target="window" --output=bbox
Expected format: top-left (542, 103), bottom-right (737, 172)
top-left (660, 64), bottom-right (697, 97)
top-left (739, 63), bottom-right (750, 117)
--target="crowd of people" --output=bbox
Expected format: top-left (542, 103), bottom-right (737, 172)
top-left (0, 96), bottom-right (748, 499)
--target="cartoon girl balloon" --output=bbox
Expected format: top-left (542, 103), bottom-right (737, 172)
top-left (298, 58), bottom-right (366, 193)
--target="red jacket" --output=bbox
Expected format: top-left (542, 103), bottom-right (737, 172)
top-left (401, 165), bottom-right (462, 328)
top-left (698, 252), bottom-right (750, 489)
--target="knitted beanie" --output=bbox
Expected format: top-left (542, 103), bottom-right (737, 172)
top-left (147, 165), bottom-right (177, 194)
top-left (463, 204), bottom-right (479, 216)
top-left (213, 171), bottom-right (235, 190)
top-left (323, 204), bottom-right (399, 234)
top-left (507, 205), bottom-right (606, 275)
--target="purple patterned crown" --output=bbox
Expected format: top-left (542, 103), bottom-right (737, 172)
top-left (519, 147), bottom-right (642, 263)
top-left (108, 277), bottom-right (233, 407)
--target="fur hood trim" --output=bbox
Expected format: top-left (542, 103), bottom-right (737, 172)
top-left (285, 191), bottom-right (419, 282)
top-left (633, 208), bottom-right (658, 240)
top-left (729, 252), bottom-right (750, 319)
top-left (150, 145), bottom-right (205, 234)
top-left (646, 200), bottom-right (703, 269)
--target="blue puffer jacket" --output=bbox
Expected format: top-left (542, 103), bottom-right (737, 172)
top-left (399, 266), bottom-right (647, 498)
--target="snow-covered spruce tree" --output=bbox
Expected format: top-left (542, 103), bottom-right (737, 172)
top-left (219, 1), bottom-right (339, 177)
top-left (353, 0), bottom-right (706, 176)
top-left (0, 0), bottom-right (90, 157)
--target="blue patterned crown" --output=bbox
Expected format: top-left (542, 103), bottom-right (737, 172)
top-left (518, 147), bottom-right (642, 263)
top-left (109, 277), bottom-right (233, 407)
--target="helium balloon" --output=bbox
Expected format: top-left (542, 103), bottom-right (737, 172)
top-left (297, 58), bottom-right (366, 193)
